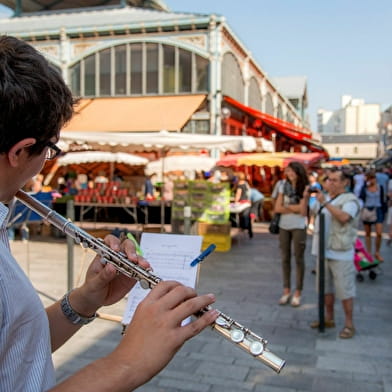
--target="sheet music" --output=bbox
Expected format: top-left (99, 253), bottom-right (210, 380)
top-left (122, 233), bottom-right (202, 325)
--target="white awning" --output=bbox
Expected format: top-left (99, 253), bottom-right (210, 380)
top-left (57, 151), bottom-right (148, 166)
top-left (145, 155), bottom-right (216, 175)
top-left (60, 131), bottom-right (257, 153)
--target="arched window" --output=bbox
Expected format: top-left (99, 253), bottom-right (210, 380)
top-left (69, 42), bottom-right (209, 97)
top-left (115, 45), bottom-right (126, 95)
top-left (264, 92), bottom-right (273, 115)
top-left (146, 43), bottom-right (158, 93)
top-left (221, 52), bottom-right (244, 102)
top-left (248, 77), bottom-right (262, 110)
top-left (84, 53), bottom-right (96, 96)
top-left (99, 48), bottom-right (111, 96)
top-left (276, 104), bottom-right (283, 120)
top-left (286, 112), bottom-right (294, 124)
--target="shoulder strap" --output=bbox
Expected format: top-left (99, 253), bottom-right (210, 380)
top-left (317, 193), bottom-right (340, 215)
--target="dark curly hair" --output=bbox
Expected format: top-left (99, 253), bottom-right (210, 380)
top-left (0, 35), bottom-right (75, 156)
top-left (286, 161), bottom-right (309, 197)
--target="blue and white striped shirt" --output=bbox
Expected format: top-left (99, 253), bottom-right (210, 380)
top-left (0, 203), bottom-right (55, 391)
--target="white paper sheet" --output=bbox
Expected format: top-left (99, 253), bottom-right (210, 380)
top-left (122, 233), bottom-right (202, 325)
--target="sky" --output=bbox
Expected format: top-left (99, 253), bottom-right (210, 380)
top-left (1, 1), bottom-right (391, 131)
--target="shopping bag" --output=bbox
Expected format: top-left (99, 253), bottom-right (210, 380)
top-left (268, 213), bottom-right (281, 234)
top-left (360, 207), bottom-right (377, 223)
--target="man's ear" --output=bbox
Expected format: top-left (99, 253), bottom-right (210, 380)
top-left (7, 138), bottom-right (37, 167)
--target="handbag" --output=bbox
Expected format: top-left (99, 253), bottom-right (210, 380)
top-left (360, 207), bottom-right (377, 223)
top-left (269, 213), bottom-right (281, 234)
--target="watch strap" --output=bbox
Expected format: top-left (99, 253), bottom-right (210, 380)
top-left (61, 290), bottom-right (96, 325)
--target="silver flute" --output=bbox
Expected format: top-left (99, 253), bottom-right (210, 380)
top-left (16, 190), bottom-right (285, 373)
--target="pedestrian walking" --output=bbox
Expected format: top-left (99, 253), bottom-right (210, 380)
top-left (250, 187), bottom-right (264, 223)
top-left (359, 170), bottom-right (387, 262)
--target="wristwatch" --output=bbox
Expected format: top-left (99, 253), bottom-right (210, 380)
top-left (60, 291), bottom-right (97, 325)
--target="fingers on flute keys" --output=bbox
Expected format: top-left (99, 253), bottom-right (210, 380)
top-left (146, 281), bottom-right (219, 335)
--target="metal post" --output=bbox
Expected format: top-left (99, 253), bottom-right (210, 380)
top-left (15, 0), bottom-right (22, 16)
top-left (318, 213), bottom-right (325, 333)
top-left (183, 206), bottom-right (191, 235)
top-left (66, 199), bottom-right (75, 291)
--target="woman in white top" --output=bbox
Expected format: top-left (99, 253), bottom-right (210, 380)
top-left (274, 162), bottom-right (309, 307)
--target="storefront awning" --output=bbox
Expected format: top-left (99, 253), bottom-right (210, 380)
top-left (223, 95), bottom-right (313, 142)
top-left (223, 96), bottom-right (327, 156)
top-left (216, 152), bottom-right (325, 168)
top-left (62, 95), bottom-right (206, 133)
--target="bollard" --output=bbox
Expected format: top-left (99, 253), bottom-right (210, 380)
top-left (66, 199), bottom-right (75, 291)
top-left (318, 213), bottom-right (325, 333)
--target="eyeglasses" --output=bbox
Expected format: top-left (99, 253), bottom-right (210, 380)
top-left (45, 141), bottom-right (62, 160)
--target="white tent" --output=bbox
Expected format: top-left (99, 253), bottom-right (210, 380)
top-left (145, 155), bottom-right (216, 176)
top-left (44, 151), bottom-right (148, 187)
top-left (57, 151), bottom-right (148, 166)
top-left (59, 131), bottom-right (257, 154)
top-left (57, 131), bottom-right (257, 231)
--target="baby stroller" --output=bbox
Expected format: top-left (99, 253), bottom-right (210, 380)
top-left (354, 238), bottom-right (380, 282)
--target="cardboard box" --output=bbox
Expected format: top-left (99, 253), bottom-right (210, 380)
top-left (197, 222), bottom-right (231, 236)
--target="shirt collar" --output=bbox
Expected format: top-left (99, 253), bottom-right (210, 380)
top-left (0, 202), bottom-right (10, 229)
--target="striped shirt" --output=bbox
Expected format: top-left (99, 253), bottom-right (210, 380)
top-left (0, 203), bottom-right (55, 391)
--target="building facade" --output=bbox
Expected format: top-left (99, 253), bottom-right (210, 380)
top-left (0, 1), bottom-right (322, 155)
top-left (317, 95), bottom-right (382, 162)
top-left (318, 95), bottom-right (381, 135)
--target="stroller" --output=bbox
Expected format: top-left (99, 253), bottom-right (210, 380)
top-left (354, 238), bottom-right (380, 282)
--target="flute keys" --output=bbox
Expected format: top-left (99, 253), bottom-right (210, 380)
top-left (139, 279), bottom-right (150, 289)
top-left (249, 341), bottom-right (264, 356)
top-left (230, 329), bottom-right (245, 343)
top-left (215, 316), bottom-right (230, 328)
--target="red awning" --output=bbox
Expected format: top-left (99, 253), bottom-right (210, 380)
top-left (223, 96), bottom-right (327, 155)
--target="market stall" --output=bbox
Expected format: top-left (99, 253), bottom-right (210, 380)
top-left (144, 155), bottom-right (217, 178)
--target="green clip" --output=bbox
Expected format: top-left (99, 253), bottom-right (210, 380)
top-left (126, 232), bottom-right (143, 256)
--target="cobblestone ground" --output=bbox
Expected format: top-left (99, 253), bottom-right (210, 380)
top-left (10, 223), bottom-right (392, 392)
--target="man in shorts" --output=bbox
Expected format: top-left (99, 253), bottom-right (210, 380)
top-left (305, 168), bottom-right (360, 339)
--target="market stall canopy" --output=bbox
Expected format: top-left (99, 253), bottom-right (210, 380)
top-left (145, 155), bottom-right (217, 175)
top-left (216, 152), bottom-right (325, 168)
top-left (43, 151), bottom-right (148, 186)
top-left (322, 158), bottom-right (351, 167)
top-left (60, 131), bottom-right (257, 153)
top-left (57, 151), bottom-right (148, 166)
top-left (62, 95), bottom-right (206, 133)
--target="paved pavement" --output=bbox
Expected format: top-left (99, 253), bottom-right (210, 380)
top-left (10, 223), bottom-right (392, 392)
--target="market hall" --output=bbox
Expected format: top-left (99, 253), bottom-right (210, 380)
top-left (0, 0), bottom-right (327, 236)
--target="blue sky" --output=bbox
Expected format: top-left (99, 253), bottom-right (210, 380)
top-left (1, 1), bottom-right (391, 131)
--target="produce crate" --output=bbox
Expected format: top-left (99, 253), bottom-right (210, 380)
top-left (201, 233), bottom-right (231, 252)
top-left (197, 222), bottom-right (231, 236)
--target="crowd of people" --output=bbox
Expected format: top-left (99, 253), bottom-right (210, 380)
top-left (270, 162), bottom-right (391, 340)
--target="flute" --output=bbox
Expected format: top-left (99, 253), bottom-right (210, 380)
top-left (15, 190), bottom-right (286, 373)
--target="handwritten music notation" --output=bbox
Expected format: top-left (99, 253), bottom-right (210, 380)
top-left (122, 233), bottom-right (202, 325)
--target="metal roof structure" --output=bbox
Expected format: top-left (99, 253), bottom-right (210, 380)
top-left (0, 4), bottom-right (206, 36)
top-left (271, 76), bottom-right (307, 100)
top-left (1, 0), bottom-right (169, 14)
